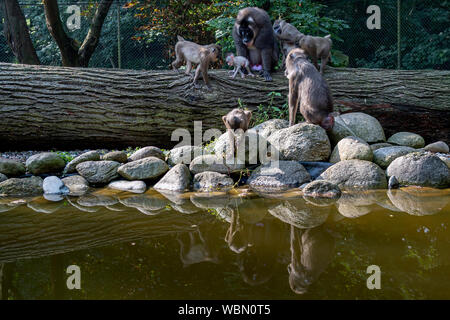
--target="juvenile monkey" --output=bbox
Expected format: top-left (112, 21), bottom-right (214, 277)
top-left (172, 36), bottom-right (220, 89)
top-left (273, 19), bottom-right (332, 74)
top-left (225, 53), bottom-right (255, 79)
top-left (222, 109), bottom-right (252, 158)
top-left (285, 48), bottom-right (334, 130)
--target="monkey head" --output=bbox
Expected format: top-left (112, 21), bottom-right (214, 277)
top-left (207, 44), bottom-right (221, 62)
top-left (222, 109), bottom-right (252, 132)
top-left (225, 53), bottom-right (235, 66)
top-left (273, 19), bottom-right (283, 35)
top-left (285, 48), bottom-right (308, 77)
top-left (237, 17), bottom-right (257, 47)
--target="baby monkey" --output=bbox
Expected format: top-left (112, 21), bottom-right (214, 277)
top-left (225, 53), bottom-right (255, 79)
top-left (172, 36), bottom-right (220, 89)
top-left (222, 109), bottom-right (252, 159)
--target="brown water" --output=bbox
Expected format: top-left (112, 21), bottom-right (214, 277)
top-left (0, 187), bottom-right (449, 300)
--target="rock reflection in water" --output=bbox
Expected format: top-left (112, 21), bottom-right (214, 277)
top-left (388, 187), bottom-right (450, 216)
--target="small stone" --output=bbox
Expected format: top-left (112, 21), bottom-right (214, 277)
top-left (0, 158), bottom-right (26, 176)
top-left (102, 151), bottom-right (128, 163)
top-left (424, 141), bottom-right (449, 153)
top-left (108, 180), bottom-right (147, 193)
top-left (193, 171), bottom-right (234, 192)
top-left (154, 164), bottom-right (191, 192)
top-left (117, 157), bottom-right (169, 180)
top-left (373, 146), bottom-right (416, 169)
top-left (62, 175), bottom-right (90, 196)
top-left (329, 136), bottom-right (373, 163)
top-left (64, 150), bottom-right (100, 174)
top-left (387, 132), bottom-right (425, 148)
top-left (388, 176), bottom-right (400, 189)
top-left (26, 152), bottom-right (66, 175)
top-left (129, 146), bottom-right (165, 161)
top-left (43, 176), bottom-right (69, 195)
top-left (303, 180), bottom-right (341, 199)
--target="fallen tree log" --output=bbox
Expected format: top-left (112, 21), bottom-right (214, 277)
top-left (0, 62), bottom-right (448, 150)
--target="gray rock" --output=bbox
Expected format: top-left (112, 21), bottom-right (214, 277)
top-left (0, 173), bottom-right (7, 183)
top-left (424, 141), bottom-right (449, 153)
top-left (154, 164), bottom-right (191, 192)
top-left (388, 176), bottom-right (400, 189)
top-left (318, 159), bottom-right (387, 190)
top-left (108, 180), bottom-right (147, 193)
top-left (302, 180), bottom-right (341, 199)
top-left (64, 150), bottom-right (100, 174)
top-left (77, 194), bottom-right (118, 207)
top-left (214, 130), bottom-right (275, 165)
top-left (168, 146), bottom-right (204, 166)
top-left (388, 188), bottom-right (449, 216)
top-left (0, 176), bottom-right (43, 196)
top-left (248, 161), bottom-right (311, 191)
top-left (0, 158), bottom-right (26, 176)
top-left (62, 175), bottom-right (90, 196)
top-left (76, 160), bottom-right (120, 184)
top-left (129, 146), bottom-right (165, 161)
top-left (373, 146), bottom-right (416, 169)
top-left (118, 157), bottom-right (169, 180)
top-left (329, 136), bottom-right (373, 163)
top-left (386, 152), bottom-right (450, 188)
top-left (43, 176), bottom-right (69, 195)
top-left (387, 132), bottom-right (425, 148)
top-left (268, 199), bottom-right (330, 229)
top-left (248, 119), bottom-right (289, 139)
top-left (329, 112), bottom-right (386, 145)
top-left (370, 143), bottom-right (393, 151)
top-left (193, 171), bottom-right (234, 192)
top-left (26, 152), bottom-right (66, 175)
top-left (189, 154), bottom-right (245, 175)
top-left (437, 154), bottom-right (450, 168)
top-left (267, 123), bottom-right (331, 161)
top-left (102, 151), bottom-right (128, 163)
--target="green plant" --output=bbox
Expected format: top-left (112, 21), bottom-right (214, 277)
top-left (251, 91), bottom-right (292, 126)
top-left (55, 151), bottom-right (74, 163)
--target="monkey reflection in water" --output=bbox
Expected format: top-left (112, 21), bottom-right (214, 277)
top-left (225, 210), bottom-right (286, 286)
top-left (288, 225), bottom-right (335, 294)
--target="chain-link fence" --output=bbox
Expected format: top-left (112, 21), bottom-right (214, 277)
top-left (0, 0), bottom-right (448, 70)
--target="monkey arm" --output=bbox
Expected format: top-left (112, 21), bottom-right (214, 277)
top-left (261, 48), bottom-right (274, 81)
top-left (288, 78), bottom-right (300, 126)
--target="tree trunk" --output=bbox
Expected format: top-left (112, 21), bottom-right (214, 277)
top-left (0, 62), bottom-right (448, 151)
top-left (1, 0), bottom-right (40, 65)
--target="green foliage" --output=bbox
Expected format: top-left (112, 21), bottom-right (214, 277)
top-left (251, 91), bottom-right (291, 126)
top-left (125, 146), bottom-right (141, 157)
top-left (55, 151), bottom-right (74, 163)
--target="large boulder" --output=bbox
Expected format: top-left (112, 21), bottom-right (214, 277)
top-left (167, 146), bottom-right (204, 166)
top-left (318, 160), bottom-right (387, 190)
top-left (267, 123), bottom-right (331, 161)
top-left (193, 171), bottom-right (234, 192)
top-left (329, 112), bottom-right (386, 145)
top-left (386, 152), bottom-right (450, 188)
top-left (0, 158), bottom-right (26, 176)
top-left (0, 176), bottom-right (43, 196)
top-left (63, 150), bottom-right (100, 174)
top-left (26, 152), bottom-right (66, 175)
top-left (189, 155), bottom-right (245, 175)
top-left (102, 151), bottom-right (128, 163)
top-left (62, 175), bottom-right (90, 196)
top-left (117, 157), bottom-right (169, 180)
top-left (329, 136), bottom-right (373, 163)
top-left (387, 132), bottom-right (425, 148)
top-left (107, 180), bottom-right (147, 194)
top-left (128, 146), bottom-right (165, 161)
top-left (248, 119), bottom-right (289, 139)
top-left (154, 164), bottom-right (191, 192)
top-left (214, 130), bottom-right (275, 165)
top-left (373, 146), bottom-right (416, 169)
top-left (43, 176), bottom-right (69, 195)
top-left (248, 161), bottom-right (311, 191)
top-left (76, 160), bottom-right (120, 184)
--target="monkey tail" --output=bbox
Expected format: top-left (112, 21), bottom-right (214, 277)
top-left (324, 34), bottom-right (331, 39)
top-left (177, 35), bottom-right (185, 42)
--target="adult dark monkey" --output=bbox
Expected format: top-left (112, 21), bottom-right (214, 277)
top-left (232, 7), bottom-right (279, 81)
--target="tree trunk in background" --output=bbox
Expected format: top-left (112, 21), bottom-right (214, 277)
top-left (1, 0), bottom-right (40, 65)
top-left (0, 63), bottom-right (448, 151)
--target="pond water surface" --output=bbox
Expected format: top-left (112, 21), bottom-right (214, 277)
top-left (0, 187), bottom-right (449, 299)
